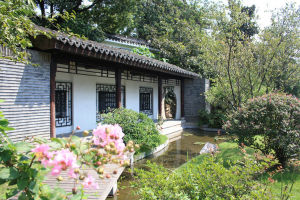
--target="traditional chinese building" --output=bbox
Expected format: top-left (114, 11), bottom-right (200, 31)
top-left (0, 26), bottom-right (208, 141)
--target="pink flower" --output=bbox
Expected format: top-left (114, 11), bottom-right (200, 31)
top-left (92, 124), bottom-right (126, 152)
top-left (47, 149), bottom-right (79, 177)
top-left (82, 175), bottom-right (99, 189)
top-left (32, 144), bottom-right (51, 160)
top-left (68, 169), bottom-right (78, 179)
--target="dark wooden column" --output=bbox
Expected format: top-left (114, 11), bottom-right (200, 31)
top-left (50, 56), bottom-right (57, 138)
top-left (158, 77), bottom-right (162, 117)
top-left (115, 68), bottom-right (122, 108)
top-left (181, 78), bottom-right (185, 118)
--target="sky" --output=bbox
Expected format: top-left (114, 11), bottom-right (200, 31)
top-left (228, 0), bottom-right (300, 28)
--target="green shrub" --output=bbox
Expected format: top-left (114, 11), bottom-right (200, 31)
top-left (198, 109), bottom-right (226, 128)
top-left (100, 108), bottom-right (160, 152)
top-left (133, 156), bottom-right (273, 200)
top-left (224, 93), bottom-right (300, 166)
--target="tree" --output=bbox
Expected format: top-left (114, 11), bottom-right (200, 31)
top-left (0, 0), bottom-right (39, 63)
top-left (33, 0), bottom-right (137, 41)
top-left (255, 3), bottom-right (300, 97)
top-left (203, 0), bottom-right (260, 110)
top-left (204, 0), bottom-right (300, 110)
top-left (128, 0), bottom-right (215, 73)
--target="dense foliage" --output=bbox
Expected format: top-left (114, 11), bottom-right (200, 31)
top-left (133, 155), bottom-right (273, 200)
top-left (129, 0), bottom-right (214, 73)
top-left (204, 1), bottom-right (300, 110)
top-left (33, 0), bottom-right (136, 41)
top-left (198, 109), bottom-right (226, 128)
top-left (0, 109), bottom-right (136, 199)
top-left (0, 0), bottom-right (38, 63)
top-left (100, 108), bottom-right (160, 152)
top-left (224, 93), bottom-right (300, 166)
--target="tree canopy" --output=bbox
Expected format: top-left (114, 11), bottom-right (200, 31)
top-left (33, 0), bottom-right (137, 42)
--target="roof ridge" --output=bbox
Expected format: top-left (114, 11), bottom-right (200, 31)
top-left (34, 25), bottom-right (199, 78)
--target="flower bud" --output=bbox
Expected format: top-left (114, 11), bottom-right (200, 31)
top-left (76, 126), bottom-right (80, 130)
top-left (83, 130), bottom-right (89, 136)
top-left (72, 188), bottom-right (77, 194)
top-left (57, 176), bottom-right (63, 181)
top-left (97, 167), bottom-right (104, 174)
top-left (104, 145), bottom-right (111, 152)
top-left (96, 161), bottom-right (102, 166)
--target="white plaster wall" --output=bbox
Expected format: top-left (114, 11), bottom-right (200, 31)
top-left (174, 85), bottom-right (181, 119)
top-left (55, 71), bottom-right (159, 135)
top-left (124, 79), bottom-right (158, 120)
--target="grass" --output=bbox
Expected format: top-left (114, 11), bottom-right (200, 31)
top-left (159, 134), bottom-right (168, 146)
top-left (180, 142), bottom-right (300, 199)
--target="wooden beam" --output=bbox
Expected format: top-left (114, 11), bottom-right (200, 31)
top-left (158, 77), bottom-right (162, 117)
top-left (181, 79), bottom-right (184, 118)
top-left (115, 68), bottom-right (122, 108)
top-left (50, 55), bottom-right (57, 138)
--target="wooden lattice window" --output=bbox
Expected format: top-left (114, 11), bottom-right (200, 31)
top-left (139, 87), bottom-right (153, 115)
top-left (55, 82), bottom-right (72, 127)
top-left (96, 84), bottom-right (125, 119)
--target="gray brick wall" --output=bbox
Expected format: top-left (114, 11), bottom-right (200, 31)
top-left (0, 50), bottom-right (51, 141)
top-left (184, 78), bottom-right (207, 123)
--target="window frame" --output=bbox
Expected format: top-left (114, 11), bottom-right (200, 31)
top-left (139, 87), bottom-right (153, 115)
top-left (55, 82), bottom-right (72, 127)
top-left (96, 84), bottom-right (125, 120)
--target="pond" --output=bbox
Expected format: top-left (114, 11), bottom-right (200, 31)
top-left (107, 129), bottom-right (223, 200)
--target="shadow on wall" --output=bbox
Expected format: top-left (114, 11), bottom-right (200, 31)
top-left (14, 52), bottom-right (50, 107)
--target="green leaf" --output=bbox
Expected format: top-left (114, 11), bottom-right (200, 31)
top-left (15, 142), bottom-right (32, 153)
top-left (29, 181), bottom-right (38, 193)
top-left (5, 188), bottom-right (19, 199)
top-left (17, 177), bottom-right (28, 190)
top-left (0, 167), bottom-right (19, 180)
top-left (70, 193), bottom-right (82, 200)
top-left (50, 138), bottom-right (65, 147)
top-left (18, 192), bottom-right (27, 200)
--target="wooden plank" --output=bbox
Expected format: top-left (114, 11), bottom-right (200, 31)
top-left (43, 164), bottom-right (125, 200)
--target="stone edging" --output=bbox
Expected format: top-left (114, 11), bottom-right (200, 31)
top-left (200, 127), bottom-right (225, 133)
top-left (133, 137), bottom-right (170, 162)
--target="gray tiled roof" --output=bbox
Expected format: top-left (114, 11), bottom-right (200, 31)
top-left (35, 26), bottom-right (199, 78)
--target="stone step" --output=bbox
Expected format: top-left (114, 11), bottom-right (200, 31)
top-left (167, 131), bottom-right (183, 142)
top-left (161, 126), bottom-right (183, 135)
top-left (161, 120), bottom-right (184, 129)
top-left (169, 134), bottom-right (182, 143)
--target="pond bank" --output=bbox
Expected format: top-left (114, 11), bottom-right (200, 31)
top-left (107, 129), bottom-right (224, 200)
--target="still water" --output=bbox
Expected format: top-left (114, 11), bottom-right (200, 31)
top-left (107, 129), bottom-right (222, 200)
